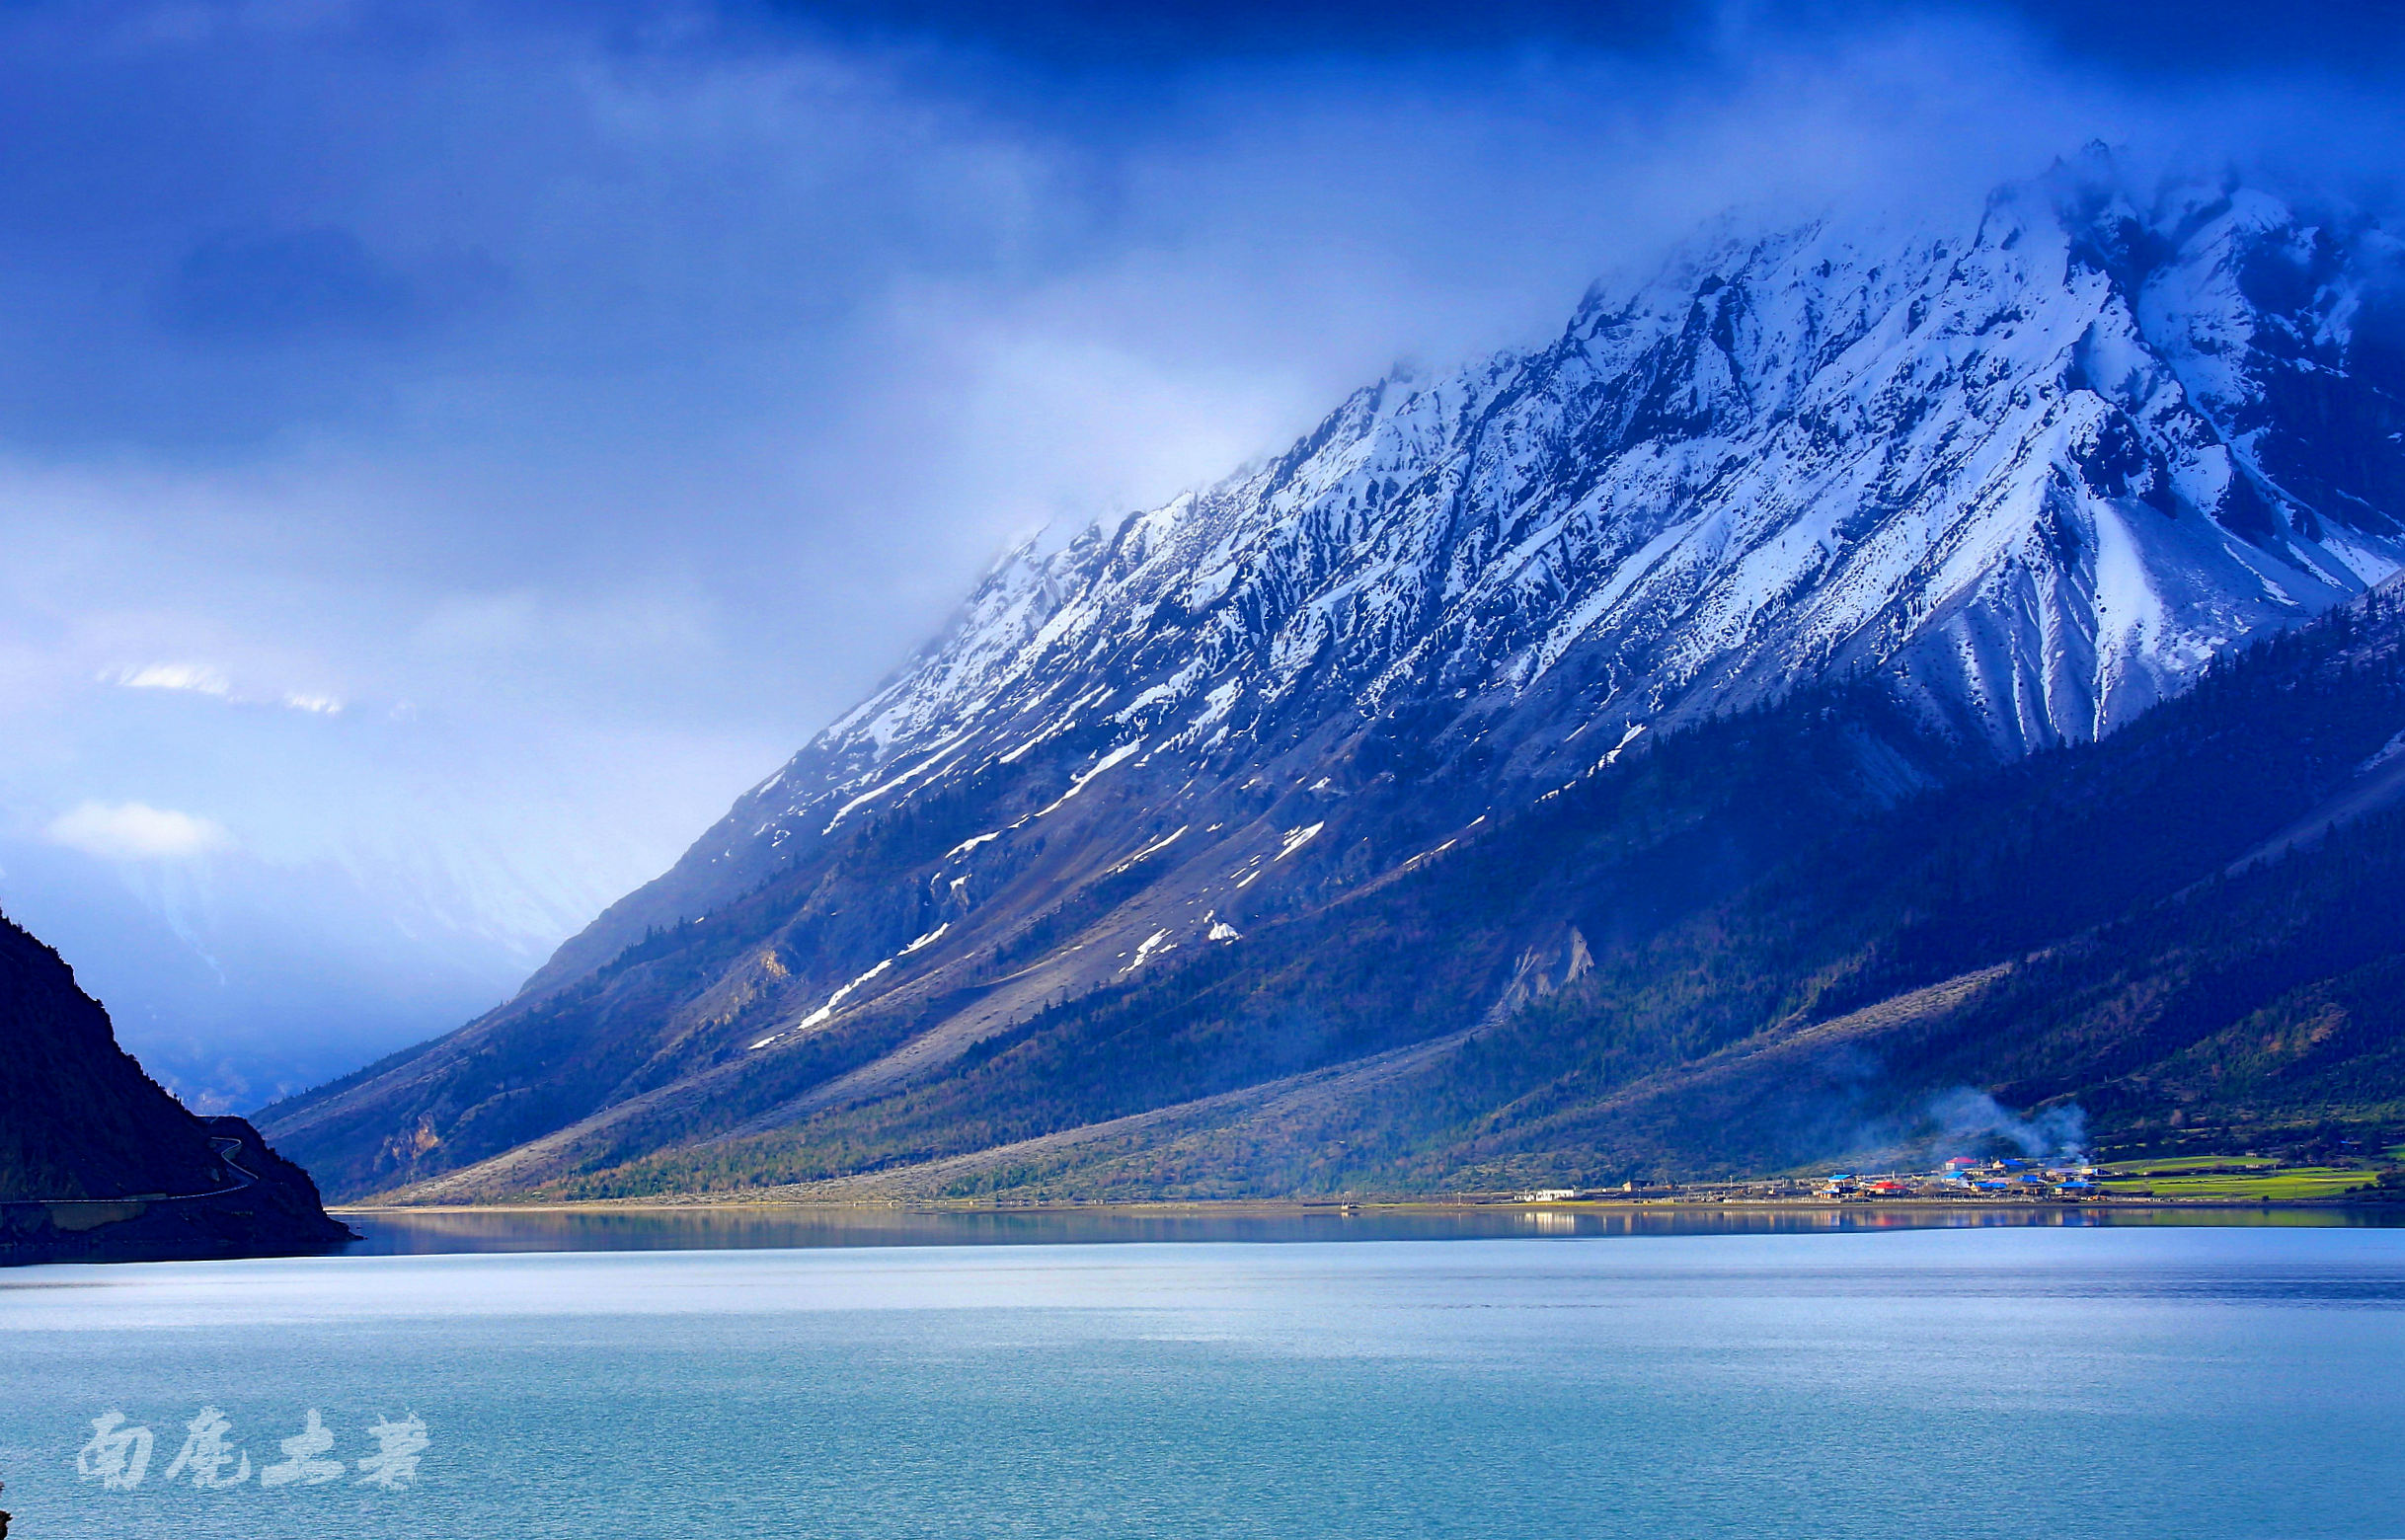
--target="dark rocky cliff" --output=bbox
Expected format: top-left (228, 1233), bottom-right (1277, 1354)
top-left (0, 911), bottom-right (352, 1265)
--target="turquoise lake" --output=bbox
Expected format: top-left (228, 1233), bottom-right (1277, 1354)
top-left (3, 1218), bottom-right (2401, 1537)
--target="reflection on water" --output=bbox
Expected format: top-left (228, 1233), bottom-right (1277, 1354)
top-left (341, 1199), bottom-right (2405, 1255)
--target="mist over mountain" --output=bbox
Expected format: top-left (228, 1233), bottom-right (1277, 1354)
top-left (259, 154), bottom-right (2405, 1200)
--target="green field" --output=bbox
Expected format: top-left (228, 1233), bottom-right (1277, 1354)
top-left (2100, 1155), bottom-right (2280, 1176)
top-left (2096, 1166), bottom-right (2373, 1201)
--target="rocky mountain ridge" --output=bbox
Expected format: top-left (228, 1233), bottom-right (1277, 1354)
top-left (259, 152), bottom-right (2405, 1199)
top-left (522, 578), bottom-right (2405, 1198)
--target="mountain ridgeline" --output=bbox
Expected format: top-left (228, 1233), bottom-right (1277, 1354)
top-left (260, 153), bottom-right (2405, 1200)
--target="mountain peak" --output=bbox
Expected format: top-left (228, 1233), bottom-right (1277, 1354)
top-left (535, 155), bottom-right (2405, 1013)
top-left (260, 158), bottom-right (2405, 1201)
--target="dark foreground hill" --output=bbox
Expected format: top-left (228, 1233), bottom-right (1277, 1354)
top-left (0, 913), bottom-right (351, 1264)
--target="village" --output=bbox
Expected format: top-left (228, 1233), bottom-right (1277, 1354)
top-left (1516, 1156), bottom-right (2107, 1206)
top-left (1813, 1156), bottom-right (2102, 1199)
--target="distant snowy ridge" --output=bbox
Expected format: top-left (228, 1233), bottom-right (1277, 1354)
top-left (722, 152), bottom-right (2403, 884)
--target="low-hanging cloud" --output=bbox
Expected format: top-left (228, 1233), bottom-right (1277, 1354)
top-left (45, 801), bottom-right (234, 862)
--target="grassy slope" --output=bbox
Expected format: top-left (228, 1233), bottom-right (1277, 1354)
top-left (536, 689), bottom-right (1977, 1197)
top-left (505, 592), bottom-right (2405, 1199)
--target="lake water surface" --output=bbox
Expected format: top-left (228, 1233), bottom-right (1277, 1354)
top-left (3, 1219), bottom-right (2401, 1537)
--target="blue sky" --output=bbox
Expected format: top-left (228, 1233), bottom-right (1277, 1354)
top-left (1, 0), bottom-right (2398, 1110)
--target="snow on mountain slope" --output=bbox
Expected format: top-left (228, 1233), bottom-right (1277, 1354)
top-left (261, 153), bottom-right (2405, 1199)
top-left (600, 155), bottom-right (2404, 947)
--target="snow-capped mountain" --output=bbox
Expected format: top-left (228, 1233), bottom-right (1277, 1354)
top-left (666, 152), bottom-right (2400, 907)
top-left (261, 153), bottom-right (2405, 1200)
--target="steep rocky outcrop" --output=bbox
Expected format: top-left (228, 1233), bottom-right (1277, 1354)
top-left (0, 911), bottom-right (352, 1265)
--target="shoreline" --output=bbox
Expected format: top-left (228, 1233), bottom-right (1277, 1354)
top-left (329, 1194), bottom-right (2404, 1217)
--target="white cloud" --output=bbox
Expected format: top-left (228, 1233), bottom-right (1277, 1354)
top-left (114, 661), bottom-right (231, 695)
top-left (45, 801), bottom-right (232, 861)
top-left (103, 659), bottom-right (344, 713)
